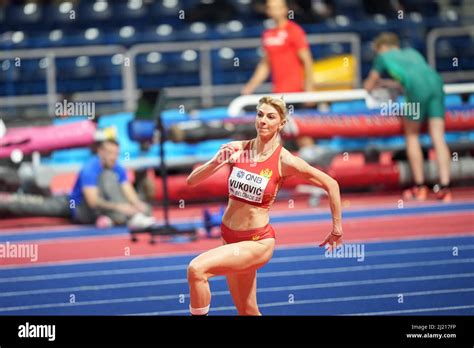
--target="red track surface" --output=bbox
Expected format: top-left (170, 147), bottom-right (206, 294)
top-left (1, 210), bottom-right (472, 267)
top-left (1, 188), bottom-right (473, 267)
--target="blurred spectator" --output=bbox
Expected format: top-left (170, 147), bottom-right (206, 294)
top-left (363, 32), bottom-right (451, 202)
top-left (0, 139), bottom-right (157, 228)
top-left (242, 0), bottom-right (314, 95)
top-left (296, 135), bottom-right (335, 166)
top-left (70, 139), bottom-right (156, 228)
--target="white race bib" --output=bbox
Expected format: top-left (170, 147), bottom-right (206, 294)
top-left (229, 167), bottom-right (269, 204)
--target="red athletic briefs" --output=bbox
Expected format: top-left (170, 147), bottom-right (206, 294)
top-left (220, 223), bottom-right (276, 244)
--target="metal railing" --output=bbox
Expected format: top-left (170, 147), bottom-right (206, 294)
top-left (228, 83), bottom-right (474, 117)
top-left (0, 33), bottom-right (360, 114)
top-left (124, 33), bottom-right (361, 110)
top-left (426, 25), bottom-right (474, 83)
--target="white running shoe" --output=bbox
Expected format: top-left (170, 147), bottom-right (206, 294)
top-left (127, 213), bottom-right (157, 230)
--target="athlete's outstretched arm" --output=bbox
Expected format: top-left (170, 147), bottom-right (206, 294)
top-left (363, 70), bottom-right (381, 92)
top-left (186, 141), bottom-right (242, 187)
top-left (281, 150), bottom-right (343, 249)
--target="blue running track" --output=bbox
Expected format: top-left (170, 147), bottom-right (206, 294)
top-left (0, 235), bottom-right (473, 315)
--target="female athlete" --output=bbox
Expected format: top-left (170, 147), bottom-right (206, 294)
top-left (186, 96), bottom-right (343, 315)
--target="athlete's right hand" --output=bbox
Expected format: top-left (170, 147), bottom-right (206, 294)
top-left (115, 203), bottom-right (139, 217)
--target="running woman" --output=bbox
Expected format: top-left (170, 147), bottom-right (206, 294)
top-left (186, 96), bottom-right (343, 315)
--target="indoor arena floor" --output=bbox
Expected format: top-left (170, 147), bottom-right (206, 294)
top-left (1, 188), bottom-right (473, 316)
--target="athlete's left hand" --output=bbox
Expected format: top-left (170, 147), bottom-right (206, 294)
top-left (319, 228), bottom-right (343, 252)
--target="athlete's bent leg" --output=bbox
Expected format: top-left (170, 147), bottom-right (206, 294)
top-left (226, 270), bottom-right (260, 315)
top-left (428, 118), bottom-right (451, 186)
top-left (187, 239), bottom-right (274, 315)
top-left (403, 119), bottom-right (425, 185)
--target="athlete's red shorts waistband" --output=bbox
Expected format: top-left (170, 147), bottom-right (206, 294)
top-left (220, 223), bottom-right (276, 244)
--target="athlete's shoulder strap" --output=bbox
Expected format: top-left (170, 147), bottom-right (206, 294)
top-left (273, 143), bottom-right (284, 158)
top-left (243, 139), bottom-right (253, 151)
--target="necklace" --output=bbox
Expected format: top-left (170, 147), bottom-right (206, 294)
top-left (253, 138), bottom-right (277, 161)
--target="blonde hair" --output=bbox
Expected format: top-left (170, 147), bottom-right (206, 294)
top-left (373, 32), bottom-right (400, 51)
top-left (256, 96), bottom-right (287, 121)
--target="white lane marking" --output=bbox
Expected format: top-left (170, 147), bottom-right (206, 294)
top-left (2, 244), bottom-right (474, 284)
top-left (129, 287), bottom-right (474, 315)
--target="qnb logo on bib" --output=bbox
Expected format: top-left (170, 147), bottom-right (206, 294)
top-left (229, 167), bottom-right (269, 203)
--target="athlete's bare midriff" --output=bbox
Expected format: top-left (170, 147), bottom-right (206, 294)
top-left (221, 197), bottom-right (270, 231)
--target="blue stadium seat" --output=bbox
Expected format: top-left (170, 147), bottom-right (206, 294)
top-left (176, 52), bottom-right (200, 74)
top-left (77, 1), bottom-right (113, 24)
top-left (17, 59), bottom-right (46, 81)
top-left (143, 24), bottom-right (179, 43)
top-left (333, 0), bottom-right (367, 20)
top-left (436, 57), bottom-right (460, 71)
top-left (459, 57), bottom-right (474, 70)
top-left (436, 39), bottom-right (456, 58)
top-left (229, 48), bottom-right (261, 69)
top-left (108, 26), bottom-right (147, 45)
top-left (136, 53), bottom-right (168, 75)
top-left (215, 20), bottom-right (248, 39)
top-left (179, 22), bottom-right (217, 41)
top-left (45, 3), bottom-right (78, 26)
top-left (6, 3), bottom-right (43, 26)
top-left (113, 2), bottom-right (148, 21)
top-left (150, 0), bottom-right (187, 20)
top-left (0, 0), bottom-right (471, 100)
top-left (213, 71), bottom-right (253, 85)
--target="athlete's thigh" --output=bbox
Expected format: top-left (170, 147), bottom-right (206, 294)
top-left (402, 117), bottom-right (422, 137)
top-left (405, 93), bottom-right (426, 122)
top-left (426, 92), bottom-right (445, 120)
top-left (191, 239), bottom-right (275, 277)
top-left (428, 117), bottom-right (446, 146)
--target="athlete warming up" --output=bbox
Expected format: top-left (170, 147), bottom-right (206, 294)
top-left (186, 96), bottom-right (343, 316)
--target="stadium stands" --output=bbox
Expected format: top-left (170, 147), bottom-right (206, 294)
top-left (0, 0), bottom-right (470, 97)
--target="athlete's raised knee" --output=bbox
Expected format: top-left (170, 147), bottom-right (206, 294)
top-left (187, 260), bottom-right (208, 282)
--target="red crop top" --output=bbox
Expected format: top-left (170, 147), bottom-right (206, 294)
top-left (228, 140), bottom-right (283, 209)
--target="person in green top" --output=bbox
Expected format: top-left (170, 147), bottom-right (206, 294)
top-left (364, 32), bottom-right (452, 202)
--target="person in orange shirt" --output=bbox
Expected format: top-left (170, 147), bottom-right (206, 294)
top-left (242, 0), bottom-right (314, 95)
